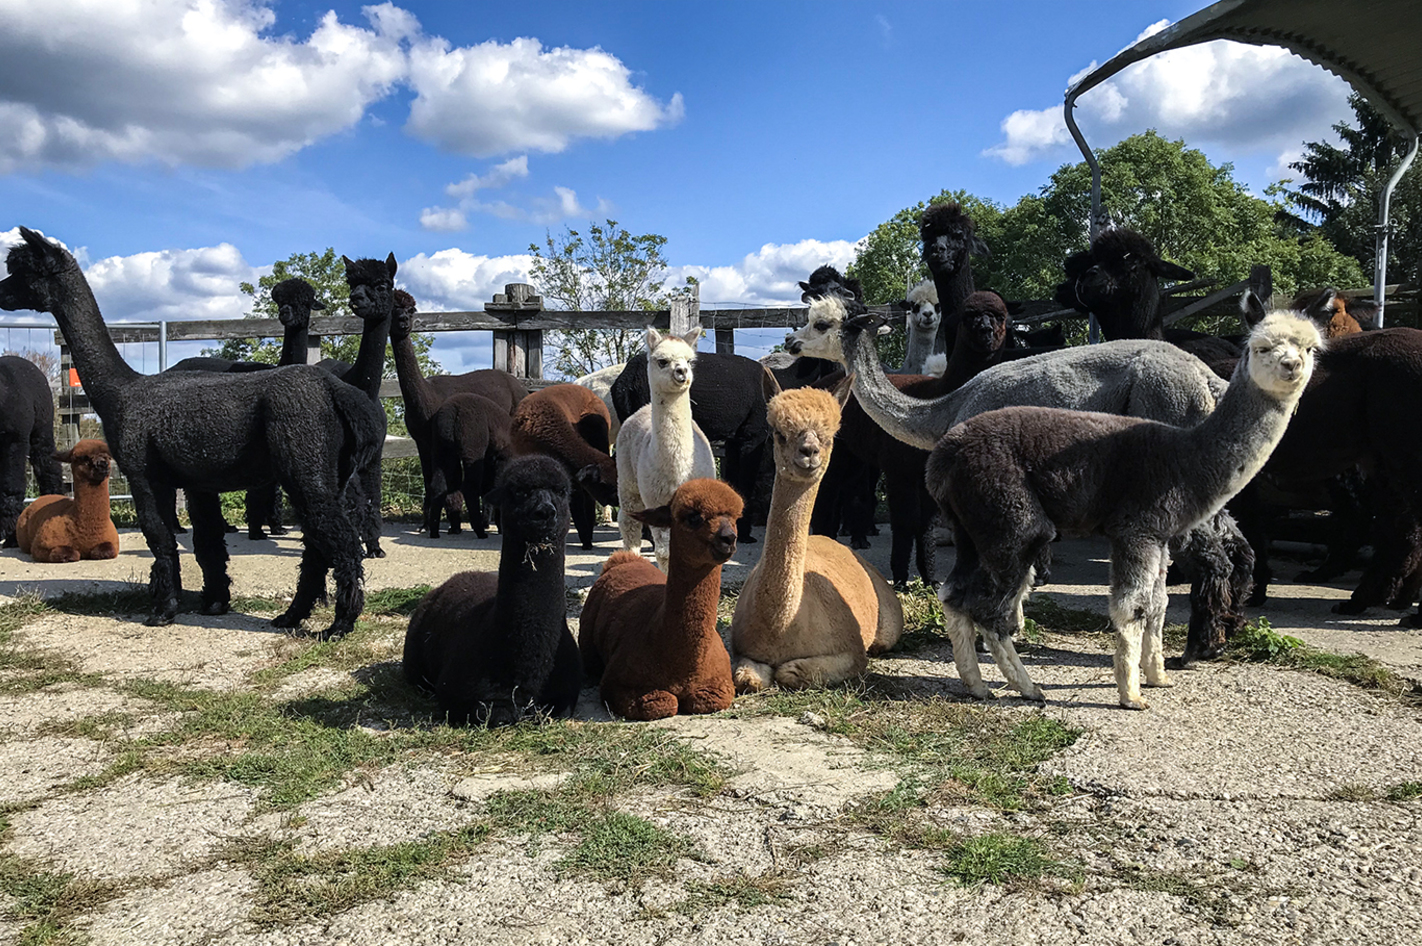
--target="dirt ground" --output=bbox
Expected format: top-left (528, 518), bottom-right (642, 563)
top-left (0, 521), bottom-right (1419, 945)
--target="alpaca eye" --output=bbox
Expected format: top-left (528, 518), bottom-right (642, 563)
top-left (814, 322), bottom-right (830, 332)
top-left (685, 511), bottom-right (704, 528)
top-left (657, 359), bottom-right (669, 368)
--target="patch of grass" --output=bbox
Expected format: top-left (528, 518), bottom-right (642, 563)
top-left (1326, 783), bottom-right (1377, 802)
top-left (895, 580), bottom-right (947, 651)
top-left (1230, 618), bottom-right (1421, 702)
top-left (1386, 781), bottom-right (1422, 801)
top-left (0, 595), bottom-right (101, 693)
top-left (556, 810), bottom-right (692, 880)
top-left (1117, 864), bottom-right (1244, 927)
top-left (362, 585), bottom-right (432, 617)
top-left (34, 711), bottom-right (135, 741)
top-left (0, 850), bottom-right (126, 945)
top-left (660, 872), bottom-right (795, 916)
top-left (1023, 596), bottom-right (1108, 635)
top-left (940, 833), bottom-right (1068, 887)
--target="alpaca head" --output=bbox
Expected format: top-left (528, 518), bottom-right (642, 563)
top-left (55, 439), bottom-right (112, 487)
top-left (919, 203), bottom-right (989, 279)
top-left (1244, 311), bottom-right (1322, 400)
top-left (0, 228), bottom-right (79, 316)
top-left (1055, 229), bottom-right (1193, 337)
top-left (271, 278), bottom-right (325, 330)
top-left (895, 279), bottom-right (941, 336)
top-left (797, 264), bottom-right (863, 305)
top-left (762, 377), bottom-right (853, 483)
top-left (1288, 287), bottom-right (1364, 339)
top-left (957, 291), bottom-right (1009, 355)
top-left (785, 295), bottom-right (854, 363)
top-left (342, 253), bottom-right (398, 324)
top-left (389, 289), bottom-right (417, 342)
top-left (634, 478), bottom-right (744, 567)
top-left (644, 327), bottom-right (700, 397)
top-left (486, 455), bottom-right (571, 550)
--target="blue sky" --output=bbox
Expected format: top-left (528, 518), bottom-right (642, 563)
top-left (0, 1), bottom-right (1355, 371)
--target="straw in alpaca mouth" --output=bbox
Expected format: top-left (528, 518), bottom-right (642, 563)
top-left (521, 540), bottom-right (559, 569)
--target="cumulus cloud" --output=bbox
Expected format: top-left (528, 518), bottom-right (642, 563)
top-left (984, 20), bottom-right (1352, 170)
top-left (421, 158), bottom-right (611, 230)
top-left (0, 2), bottom-right (682, 173)
top-left (418, 207), bottom-right (469, 232)
top-left (669, 239), bottom-right (858, 308)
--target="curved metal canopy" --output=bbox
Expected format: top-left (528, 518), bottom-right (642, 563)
top-left (1063, 0), bottom-right (1420, 324)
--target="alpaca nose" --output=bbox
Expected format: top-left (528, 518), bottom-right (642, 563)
top-left (712, 523), bottom-right (737, 559)
top-left (673, 367), bottom-right (688, 383)
top-left (785, 337), bottom-right (803, 355)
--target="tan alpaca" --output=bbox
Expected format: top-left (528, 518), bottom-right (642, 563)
top-left (730, 376), bottom-right (903, 690)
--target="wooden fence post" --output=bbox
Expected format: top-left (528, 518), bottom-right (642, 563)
top-left (486, 283), bottom-right (545, 379)
top-left (670, 282), bottom-right (702, 342)
top-left (1245, 264), bottom-right (1272, 331)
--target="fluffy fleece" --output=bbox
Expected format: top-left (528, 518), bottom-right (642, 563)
top-left (426, 392), bottom-right (511, 539)
top-left (17, 439), bottom-right (119, 563)
top-left (927, 312), bottom-right (1321, 709)
top-left (404, 456), bottom-right (581, 725)
top-left (0, 354), bottom-right (62, 546)
top-left (579, 478), bottom-right (742, 720)
top-left (509, 383), bottom-right (619, 550)
top-left (920, 202), bottom-right (989, 357)
top-left (893, 279), bottom-right (944, 376)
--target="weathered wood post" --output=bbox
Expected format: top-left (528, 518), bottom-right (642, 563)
top-left (1244, 264), bottom-right (1272, 332)
top-left (670, 282), bottom-right (702, 342)
top-left (486, 283), bottom-right (544, 379)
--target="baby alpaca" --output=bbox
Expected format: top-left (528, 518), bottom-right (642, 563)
top-left (17, 439), bottom-right (120, 563)
top-left (929, 311), bottom-right (1321, 709)
top-left (731, 379), bottom-right (903, 690)
top-left (579, 478), bottom-right (742, 721)
top-left (616, 328), bottom-right (716, 570)
top-left (403, 456), bottom-right (581, 725)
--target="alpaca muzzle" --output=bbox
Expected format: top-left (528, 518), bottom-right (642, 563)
top-left (712, 525), bottom-right (737, 561)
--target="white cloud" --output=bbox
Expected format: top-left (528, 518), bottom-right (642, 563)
top-left (398, 248), bottom-right (535, 312)
top-left (0, 2), bottom-right (682, 172)
top-left (405, 35), bottom-right (683, 157)
top-left (422, 160), bottom-right (612, 229)
top-left (984, 22), bottom-right (1352, 172)
top-left (670, 239), bottom-right (858, 307)
top-left (418, 207), bottom-right (469, 232)
top-left (445, 156), bottom-right (530, 198)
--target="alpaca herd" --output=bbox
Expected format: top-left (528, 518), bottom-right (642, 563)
top-left (0, 206), bottom-right (1404, 722)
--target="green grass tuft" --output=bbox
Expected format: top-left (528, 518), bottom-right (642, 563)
top-left (1230, 618), bottom-right (1421, 702)
top-left (940, 833), bottom-right (1066, 886)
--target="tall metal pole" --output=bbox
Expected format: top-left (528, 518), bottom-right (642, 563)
top-left (1374, 133), bottom-right (1420, 328)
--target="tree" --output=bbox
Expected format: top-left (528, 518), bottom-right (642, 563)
top-left (528, 220), bottom-right (691, 379)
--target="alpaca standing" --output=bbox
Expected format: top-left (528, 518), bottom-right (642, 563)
top-left (0, 228), bottom-right (382, 637)
top-left (894, 279), bottom-right (944, 376)
top-left (928, 311), bottom-right (1320, 709)
top-left (17, 439), bottom-right (119, 562)
top-left (426, 393), bottom-right (510, 539)
top-left (404, 456), bottom-right (581, 725)
top-left (508, 383), bottom-right (619, 549)
top-left (731, 379), bottom-right (903, 691)
top-left (920, 203), bottom-right (989, 359)
top-left (0, 354), bottom-right (63, 547)
top-left (580, 478), bottom-right (742, 721)
top-left (615, 329), bottom-right (716, 571)
top-left (790, 295), bottom-right (1254, 663)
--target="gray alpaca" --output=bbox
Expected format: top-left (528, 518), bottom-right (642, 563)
top-left (787, 296), bottom-right (1251, 663)
top-left (0, 228), bottom-right (383, 639)
top-left (929, 311), bottom-right (1321, 709)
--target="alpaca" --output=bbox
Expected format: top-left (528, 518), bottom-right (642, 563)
top-left (16, 439), bottom-right (119, 563)
top-left (791, 295), bottom-right (1255, 663)
top-left (579, 478), bottom-right (742, 721)
top-left (574, 362), bottom-right (627, 442)
top-left (928, 311), bottom-right (1320, 709)
top-left (893, 279), bottom-right (945, 376)
top-left (425, 393), bottom-right (510, 539)
top-left (730, 379), bottom-right (903, 691)
top-left (389, 290), bottom-right (529, 534)
top-left (509, 383), bottom-right (619, 549)
top-left (0, 228), bottom-right (382, 637)
top-left (920, 203), bottom-right (989, 358)
top-left (404, 456), bottom-right (581, 725)
top-left (798, 264), bottom-right (863, 305)
top-left (616, 329), bottom-right (717, 571)
top-left (0, 354), bottom-right (63, 547)
top-left (611, 347), bottom-right (771, 542)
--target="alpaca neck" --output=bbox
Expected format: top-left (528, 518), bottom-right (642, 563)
top-left (492, 527), bottom-right (567, 660)
top-left (940, 329), bottom-right (999, 391)
top-left (391, 333), bottom-right (440, 435)
top-left (651, 386), bottom-right (696, 459)
top-left (342, 312), bottom-right (391, 400)
top-left (753, 468), bottom-right (821, 629)
top-left (45, 263), bottom-right (139, 421)
top-left (843, 327), bottom-right (966, 451)
top-left (278, 322), bottom-right (311, 367)
top-left (659, 546), bottom-right (724, 664)
top-left (73, 476), bottom-right (112, 520)
top-left (900, 324), bottom-right (937, 373)
top-left (1102, 285), bottom-right (1165, 341)
top-left (931, 263), bottom-right (973, 355)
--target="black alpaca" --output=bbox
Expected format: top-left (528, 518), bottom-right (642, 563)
top-left (920, 202), bottom-right (989, 358)
top-left (426, 392), bottom-right (510, 539)
top-left (611, 350), bottom-right (771, 542)
top-left (403, 455), bottom-right (581, 725)
top-left (0, 355), bottom-right (63, 546)
top-left (0, 228), bottom-right (382, 638)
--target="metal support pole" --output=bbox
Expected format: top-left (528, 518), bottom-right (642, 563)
top-left (158, 321), bottom-right (168, 371)
top-left (1374, 132), bottom-right (1420, 328)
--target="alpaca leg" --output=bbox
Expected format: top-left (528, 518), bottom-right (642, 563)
top-left (1229, 484), bottom-right (1273, 606)
top-left (1109, 541), bottom-right (1164, 710)
top-left (463, 459), bottom-right (488, 539)
top-left (85, 542), bottom-right (118, 560)
top-left (940, 594), bottom-right (992, 700)
top-left (732, 656), bottom-right (774, 693)
top-left (357, 461), bottom-right (384, 558)
top-left (132, 478), bottom-right (182, 625)
top-left (651, 525), bottom-right (672, 572)
top-left (978, 567), bottom-right (1044, 702)
top-left (245, 484), bottom-right (276, 540)
top-left (27, 421), bottom-right (63, 498)
top-left (1172, 520), bottom-right (1233, 665)
top-left (775, 651), bottom-right (865, 689)
top-left (618, 494), bottom-right (646, 553)
top-left (913, 489), bottom-right (937, 586)
top-left (187, 490), bottom-right (232, 615)
top-left (0, 439), bottom-right (28, 547)
top-left (1142, 543), bottom-right (1173, 688)
top-left (887, 481), bottom-right (915, 587)
top-left (424, 465), bottom-right (450, 538)
top-left (604, 685), bottom-right (679, 722)
top-left (570, 489), bottom-right (596, 550)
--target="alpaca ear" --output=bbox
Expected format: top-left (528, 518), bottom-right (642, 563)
top-left (891, 299), bottom-right (912, 312)
top-left (831, 373), bottom-right (855, 409)
top-left (681, 327), bottom-right (702, 348)
top-left (631, 505), bottom-right (674, 528)
top-left (644, 327), bottom-right (662, 351)
top-left (970, 235), bottom-right (991, 258)
top-left (53, 447), bottom-right (73, 463)
top-left (761, 365), bottom-right (783, 402)
top-left (1240, 289), bottom-right (1269, 326)
top-left (341, 255), bottom-right (355, 274)
top-left (1150, 258), bottom-right (1194, 282)
top-left (385, 252), bottom-right (398, 278)
top-left (310, 298), bottom-right (326, 310)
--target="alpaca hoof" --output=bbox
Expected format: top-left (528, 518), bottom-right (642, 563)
top-left (474, 529), bottom-right (488, 540)
top-left (201, 600), bottom-right (229, 616)
top-left (739, 533), bottom-right (757, 544)
top-left (267, 524), bottom-right (288, 536)
top-left (365, 547), bottom-right (386, 559)
top-left (145, 611), bottom-right (176, 627)
top-left (1246, 588), bottom-right (1268, 608)
top-left (223, 522), bottom-right (238, 534)
top-left (1331, 600), bottom-right (1368, 615)
top-left (1119, 697), bottom-right (1150, 711)
top-left (850, 537), bottom-right (871, 550)
top-left (581, 541), bottom-right (594, 551)
top-left (1386, 596), bottom-right (1414, 611)
top-left (314, 623), bottom-right (353, 641)
top-left (173, 525), bottom-right (189, 535)
top-left (248, 530), bottom-right (270, 541)
top-left (966, 685), bottom-right (996, 701)
top-left (1399, 612), bottom-right (1422, 629)
top-left (733, 661), bottom-right (772, 693)
top-left (270, 612), bottom-right (301, 629)
top-left (447, 523), bottom-right (462, 535)
top-left (0, 536), bottom-right (15, 550)
top-left (1144, 674), bottom-right (1174, 688)
top-left (1032, 569), bottom-right (1051, 587)
top-left (1017, 686), bottom-right (1046, 703)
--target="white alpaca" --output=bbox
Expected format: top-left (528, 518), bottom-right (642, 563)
top-left (615, 329), bottom-right (716, 571)
top-left (896, 279), bottom-right (945, 376)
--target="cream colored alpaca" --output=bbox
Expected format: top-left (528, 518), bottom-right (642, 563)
top-left (730, 376), bottom-right (903, 690)
top-left (615, 328), bottom-right (715, 571)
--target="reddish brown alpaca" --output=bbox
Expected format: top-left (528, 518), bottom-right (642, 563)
top-left (509, 383), bottom-right (619, 548)
top-left (17, 439), bottom-right (119, 563)
top-left (579, 478), bottom-right (742, 721)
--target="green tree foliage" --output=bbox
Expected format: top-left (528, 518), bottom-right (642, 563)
top-left (528, 220), bottom-right (692, 379)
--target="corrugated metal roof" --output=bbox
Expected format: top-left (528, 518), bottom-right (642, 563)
top-left (1068, 0), bottom-right (1422, 134)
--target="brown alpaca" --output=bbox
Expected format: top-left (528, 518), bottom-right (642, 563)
top-left (730, 378), bottom-right (903, 690)
top-left (509, 383), bottom-right (619, 549)
top-left (17, 439), bottom-right (120, 563)
top-left (579, 478), bottom-right (742, 721)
